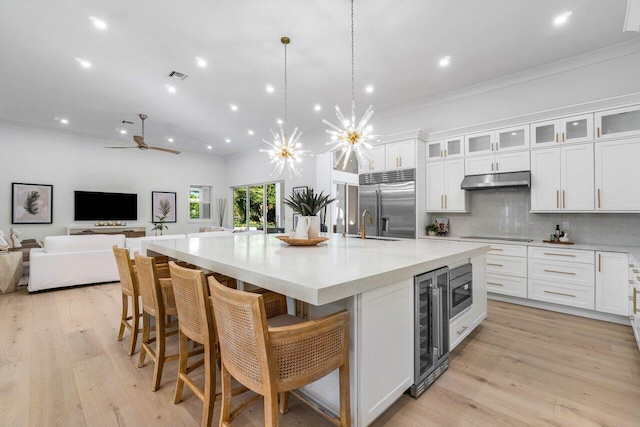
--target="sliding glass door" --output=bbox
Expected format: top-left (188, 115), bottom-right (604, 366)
top-left (233, 182), bottom-right (283, 233)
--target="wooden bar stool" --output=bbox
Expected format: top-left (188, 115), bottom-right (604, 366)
top-left (208, 278), bottom-right (351, 427)
top-left (113, 246), bottom-right (143, 356)
top-left (136, 253), bottom-right (195, 391)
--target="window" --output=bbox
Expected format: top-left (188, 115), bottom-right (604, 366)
top-left (189, 185), bottom-right (211, 220)
top-left (233, 181), bottom-right (283, 233)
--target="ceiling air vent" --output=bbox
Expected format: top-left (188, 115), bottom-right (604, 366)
top-left (168, 71), bottom-right (188, 80)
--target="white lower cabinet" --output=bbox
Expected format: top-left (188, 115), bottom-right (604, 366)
top-left (358, 278), bottom-right (413, 426)
top-left (485, 244), bottom-right (528, 298)
top-left (595, 251), bottom-right (629, 316)
top-left (449, 310), bottom-right (471, 350)
top-left (629, 256), bottom-right (640, 351)
top-left (451, 255), bottom-right (487, 350)
top-left (527, 247), bottom-right (595, 310)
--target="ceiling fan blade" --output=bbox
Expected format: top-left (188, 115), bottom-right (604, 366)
top-left (105, 146), bottom-right (138, 149)
top-left (148, 145), bottom-right (181, 155)
top-left (133, 135), bottom-right (145, 146)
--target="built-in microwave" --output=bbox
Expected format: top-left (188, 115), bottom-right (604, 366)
top-left (449, 264), bottom-right (472, 318)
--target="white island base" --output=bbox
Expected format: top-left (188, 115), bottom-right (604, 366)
top-left (145, 234), bottom-right (489, 426)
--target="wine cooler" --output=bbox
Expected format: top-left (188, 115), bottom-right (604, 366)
top-left (410, 267), bottom-right (449, 397)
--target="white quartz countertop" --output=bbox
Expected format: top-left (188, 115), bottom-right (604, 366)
top-left (145, 233), bottom-right (490, 306)
top-left (420, 235), bottom-right (640, 260)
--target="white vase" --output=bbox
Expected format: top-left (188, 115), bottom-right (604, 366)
top-left (306, 215), bottom-right (321, 239)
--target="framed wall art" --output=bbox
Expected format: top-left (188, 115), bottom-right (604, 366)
top-left (152, 191), bottom-right (177, 223)
top-left (12, 183), bottom-right (53, 224)
top-left (292, 186), bottom-right (308, 197)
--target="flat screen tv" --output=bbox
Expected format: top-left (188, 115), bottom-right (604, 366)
top-left (74, 191), bottom-right (138, 221)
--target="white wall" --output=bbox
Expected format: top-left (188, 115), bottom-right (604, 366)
top-left (0, 126), bottom-right (226, 240)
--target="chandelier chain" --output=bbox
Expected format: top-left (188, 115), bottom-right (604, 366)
top-left (284, 40), bottom-right (288, 138)
top-left (351, 0), bottom-right (355, 107)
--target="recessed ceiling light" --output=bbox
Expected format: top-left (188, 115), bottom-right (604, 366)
top-left (166, 85), bottom-right (176, 93)
top-left (207, 145), bottom-right (212, 150)
top-left (75, 58), bottom-right (92, 68)
top-left (230, 104), bottom-right (238, 111)
top-left (439, 56), bottom-right (451, 67)
top-left (314, 104), bottom-right (322, 112)
top-left (266, 84), bottom-right (274, 93)
top-left (276, 118), bottom-right (283, 125)
top-left (168, 138), bottom-right (174, 142)
top-left (248, 130), bottom-right (254, 135)
top-left (195, 57), bottom-right (207, 67)
top-left (365, 85), bottom-right (374, 93)
top-left (89, 16), bottom-right (107, 30)
top-left (120, 129), bottom-right (127, 134)
top-left (60, 118), bottom-right (69, 124)
top-left (554, 11), bottom-right (573, 26)
top-left (225, 138), bottom-right (231, 143)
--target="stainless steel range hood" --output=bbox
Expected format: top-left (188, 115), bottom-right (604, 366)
top-left (460, 171), bottom-right (531, 191)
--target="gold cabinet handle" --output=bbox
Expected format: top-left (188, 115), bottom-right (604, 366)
top-left (487, 263), bottom-right (504, 267)
top-left (444, 149), bottom-right (447, 157)
top-left (441, 195), bottom-right (444, 209)
top-left (440, 149), bottom-right (443, 158)
top-left (563, 190), bottom-right (566, 208)
top-left (444, 194), bottom-right (447, 209)
top-left (598, 254), bottom-right (601, 272)
top-left (556, 190), bottom-right (559, 209)
top-left (491, 163), bottom-right (494, 171)
top-left (597, 127), bottom-right (600, 138)
top-left (487, 282), bottom-right (503, 286)
top-left (544, 269), bottom-right (576, 275)
top-left (630, 288), bottom-right (638, 314)
top-left (543, 252), bottom-right (575, 257)
top-left (490, 248), bottom-right (504, 251)
top-left (400, 157), bottom-right (402, 167)
top-left (544, 290), bottom-right (576, 297)
top-left (634, 269), bottom-right (640, 274)
top-left (496, 162), bottom-right (499, 171)
top-left (491, 142), bottom-right (494, 151)
top-left (562, 132), bottom-right (565, 142)
top-left (457, 326), bottom-right (469, 335)
top-left (555, 133), bottom-right (558, 143)
top-left (597, 188), bottom-right (601, 208)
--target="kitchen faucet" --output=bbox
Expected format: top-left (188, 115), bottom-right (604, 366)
top-left (360, 210), bottom-right (373, 239)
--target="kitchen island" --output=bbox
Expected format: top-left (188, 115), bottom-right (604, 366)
top-left (145, 233), bottom-right (490, 426)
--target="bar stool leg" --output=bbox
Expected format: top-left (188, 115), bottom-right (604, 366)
top-left (118, 293), bottom-right (128, 341)
top-left (264, 390), bottom-right (279, 427)
top-left (173, 331), bottom-right (188, 403)
top-left (138, 312), bottom-right (150, 367)
top-left (201, 342), bottom-right (215, 427)
top-left (152, 316), bottom-right (166, 391)
top-left (219, 363), bottom-right (232, 427)
top-left (128, 296), bottom-right (140, 356)
top-left (278, 392), bottom-right (289, 415)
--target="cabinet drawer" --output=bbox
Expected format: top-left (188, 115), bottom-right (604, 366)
top-left (528, 259), bottom-right (595, 288)
top-left (449, 310), bottom-right (471, 350)
top-left (487, 244), bottom-right (527, 258)
top-left (486, 255), bottom-right (527, 277)
top-left (486, 274), bottom-right (527, 298)
top-left (528, 246), bottom-right (594, 264)
top-left (528, 280), bottom-right (595, 310)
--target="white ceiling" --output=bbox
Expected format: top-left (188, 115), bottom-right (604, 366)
top-left (1, 0), bottom-right (639, 157)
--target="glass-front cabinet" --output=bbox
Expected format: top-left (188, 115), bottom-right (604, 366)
top-left (595, 105), bottom-right (640, 140)
top-left (426, 136), bottom-right (464, 161)
top-left (531, 114), bottom-right (593, 148)
top-left (465, 125), bottom-right (529, 156)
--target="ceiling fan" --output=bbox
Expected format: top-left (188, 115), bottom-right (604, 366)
top-left (106, 114), bottom-right (181, 154)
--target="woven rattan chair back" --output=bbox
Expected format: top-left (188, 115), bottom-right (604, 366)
top-left (208, 278), bottom-right (276, 395)
top-left (169, 261), bottom-right (212, 345)
top-left (134, 253), bottom-right (165, 317)
top-left (113, 246), bottom-right (137, 296)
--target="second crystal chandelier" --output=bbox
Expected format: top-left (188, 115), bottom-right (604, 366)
top-left (324, 0), bottom-right (382, 170)
top-left (260, 36), bottom-right (310, 177)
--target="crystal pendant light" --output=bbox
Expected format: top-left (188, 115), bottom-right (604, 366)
top-left (324, 0), bottom-right (382, 170)
top-left (260, 36), bottom-right (310, 177)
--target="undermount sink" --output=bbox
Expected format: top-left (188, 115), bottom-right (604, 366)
top-left (347, 235), bottom-right (400, 242)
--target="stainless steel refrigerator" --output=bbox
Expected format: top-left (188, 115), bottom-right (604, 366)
top-left (359, 169), bottom-right (416, 238)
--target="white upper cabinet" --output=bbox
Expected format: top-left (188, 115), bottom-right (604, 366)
top-left (530, 144), bottom-right (594, 212)
top-left (385, 140), bottom-right (415, 170)
top-left (426, 136), bottom-right (464, 161)
top-left (464, 151), bottom-right (530, 175)
top-left (358, 145), bottom-right (386, 173)
top-left (465, 125), bottom-right (529, 156)
top-left (531, 114), bottom-right (594, 148)
top-left (425, 159), bottom-right (466, 212)
top-left (595, 105), bottom-right (640, 140)
top-left (595, 138), bottom-right (640, 211)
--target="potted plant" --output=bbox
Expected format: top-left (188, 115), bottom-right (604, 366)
top-left (426, 223), bottom-right (439, 237)
top-left (151, 199), bottom-right (171, 236)
top-left (284, 188), bottom-right (336, 239)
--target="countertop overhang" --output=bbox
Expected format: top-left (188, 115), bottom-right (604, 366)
top-left (145, 233), bottom-right (490, 306)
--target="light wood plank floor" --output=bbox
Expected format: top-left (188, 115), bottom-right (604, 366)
top-left (1, 283), bottom-right (639, 426)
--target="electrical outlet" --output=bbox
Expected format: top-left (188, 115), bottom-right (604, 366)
top-left (563, 221), bottom-right (570, 230)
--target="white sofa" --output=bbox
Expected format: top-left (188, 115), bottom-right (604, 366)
top-left (28, 234), bottom-right (126, 292)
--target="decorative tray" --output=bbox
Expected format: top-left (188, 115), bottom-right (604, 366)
top-left (542, 240), bottom-right (574, 245)
top-left (275, 236), bottom-right (329, 246)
